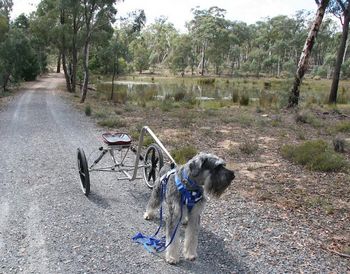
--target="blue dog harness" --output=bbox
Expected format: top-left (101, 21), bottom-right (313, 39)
top-left (132, 168), bottom-right (203, 253)
top-left (175, 169), bottom-right (203, 212)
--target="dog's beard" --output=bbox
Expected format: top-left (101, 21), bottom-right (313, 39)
top-left (204, 176), bottom-right (231, 198)
top-left (203, 167), bottom-right (234, 198)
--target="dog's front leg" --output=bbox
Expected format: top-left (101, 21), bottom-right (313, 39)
top-left (165, 202), bottom-right (181, 264)
top-left (183, 203), bottom-right (204, 261)
top-left (144, 183), bottom-right (162, 220)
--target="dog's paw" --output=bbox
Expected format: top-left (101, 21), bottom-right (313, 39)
top-left (143, 212), bottom-right (154, 220)
top-left (184, 253), bottom-right (197, 261)
top-left (165, 256), bottom-right (180, 265)
top-left (182, 217), bottom-right (188, 226)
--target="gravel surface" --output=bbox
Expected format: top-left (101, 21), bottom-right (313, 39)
top-left (0, 74), bottom-right (349, 273)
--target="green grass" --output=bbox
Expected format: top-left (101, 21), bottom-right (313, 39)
top-left (281, 140), bottom-right (348, 172)
top-left (197, 78), bottom-right (215, 85)
top-left (334, 121), bottom-right (350, 133)
top-left (295, 110), bottom-right (323, 128)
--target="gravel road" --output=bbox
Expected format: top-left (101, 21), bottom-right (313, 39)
top-left (0, 74), bottom-right (349, 274)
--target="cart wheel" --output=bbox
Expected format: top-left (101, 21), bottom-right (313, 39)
top-left (77, 148), bottom-right (90, 196)
top-left (143, 143), bottom-right (164, 188)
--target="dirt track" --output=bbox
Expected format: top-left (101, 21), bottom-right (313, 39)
top-left (0, 74), bottom-right (239, 273)
top-left (0, 74), bottom-right (349, 273)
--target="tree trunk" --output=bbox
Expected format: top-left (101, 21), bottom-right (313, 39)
top-left (200, 44), bottom-right (206, 75)
top-left (2, 73), bottom-right (10, 92)
top-left (56, 52), bottom-right (61, 73)
top-left (110, 55), bottom-right (117, 101)
top-left (288, 0), bottom-right (329, 108)
top-left (329, 12), bottom-right (350, 104)
top-left (80, 38), bottom-right (90, 103)
top-left (71, 14), bottom-right (79, 94)
top-left (60, 9), bottom-right (72, 93)
top-left (62, 52), bottom-right (72, 93)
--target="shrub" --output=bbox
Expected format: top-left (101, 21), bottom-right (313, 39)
top-left (232, 90), bottom-right (239, 103)
top-left (334, 121), bottom-right (350, 133)
top-left (160, 99), bottom-right (174, 112)
top-left (239, 94), bottom-right (250, 106)
top-left (97, 117), bottom-right (126, 128)
top-left (197, 78), bottom-right (215, 85)
top-left (174, 90), bottom-right (186, 101)
top-left (171, 145), bottom-right (198, 165)
top-left (295, 110), bottom-right (323, 128)
top-left (84, 105), bottom-right (92, 116)
top-left (239, 140), bottom-right (259, 155)
top-left (281, 140), bottom-right (348, 172)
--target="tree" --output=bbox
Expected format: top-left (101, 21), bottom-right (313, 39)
top-left (0, 0), bottom-right (12, 18)
top-left (0, 29), bottom-right (40, 91)
top-left (80, 0), bottom-right (117, 103)
top-left (288, 0), bottom-right (330, 108)
top-left (168, 34), bottom-right (192, 74)
top-left (130, 37), bottom-right (150, 73)
top-left (187, 6), bottom-right (227, 75)
top-left (328, 0), bottom-right (350, 103)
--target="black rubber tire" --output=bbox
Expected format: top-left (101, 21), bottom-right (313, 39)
top-left (77, 148), bottom-right (90, 196)
top-left (143, 143), bottom-right (164, 188)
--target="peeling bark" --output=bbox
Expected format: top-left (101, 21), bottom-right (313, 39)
top-left (288, 0), bottom-right (329, 108)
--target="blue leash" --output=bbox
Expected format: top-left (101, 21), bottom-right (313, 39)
top-left (132, 169), bottom-right (183, 253)
top-left (132, 168), bottom-right (202, 253)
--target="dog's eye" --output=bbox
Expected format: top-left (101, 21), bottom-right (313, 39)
top-left (215, 164), bottom-right (223, 170)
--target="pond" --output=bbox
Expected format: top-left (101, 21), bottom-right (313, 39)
top-left (98, 77), bottom-right (267, 100)
top-left (95, 76), bottom-right (348, 107)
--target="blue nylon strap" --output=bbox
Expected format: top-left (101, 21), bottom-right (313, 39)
top-left (132, 168), bottom-right (203, 253)
top-left (175, 171), bottom-right (203, 212)
top-left (132, 169), bottom-right (180, 253)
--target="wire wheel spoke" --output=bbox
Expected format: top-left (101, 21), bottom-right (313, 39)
top-left (143, 144), bottom-right (164, 189)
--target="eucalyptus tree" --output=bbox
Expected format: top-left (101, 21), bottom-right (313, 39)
top-left (0, 26), bottom-right (40, 91)
top-left (80, 0), bottom-right (117, 103)
top-left (227, 21), bottom-right (252, 72)
top-left (328, 0), bottom-right (350, 103)
top-left (187, 6), bottom-right (227, 75)
top-left (288, 0), bottom-right (330, 108)
top-left (129, 36), bottom-right (150, 73)
top-left (145, 16), bottom-right (178, 69)
top-left (0, 0), bottom-right (12, 19)
top-left (0, 0), bottom-right (12, 90)
top-left (168, 34), bottom-right (192, 74)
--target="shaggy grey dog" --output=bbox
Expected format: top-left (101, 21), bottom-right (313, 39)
top-left (144, 152), bottom-right (235, 264)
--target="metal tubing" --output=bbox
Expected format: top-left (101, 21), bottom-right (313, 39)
top-left (130, 126), bottom-right (176, 181)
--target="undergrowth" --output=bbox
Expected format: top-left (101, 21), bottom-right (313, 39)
top-left (281, 140), bottom-right (348, 172)
top-left (171, 145), bottom-right (198, 165)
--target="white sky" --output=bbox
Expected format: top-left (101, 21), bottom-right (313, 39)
top-left (11, 0), bottom-right (318, 31)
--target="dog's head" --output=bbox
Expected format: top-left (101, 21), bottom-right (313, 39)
top-left (187, 153), bottom-right (235, 197)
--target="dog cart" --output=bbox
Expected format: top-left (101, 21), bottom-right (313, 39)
top-left (77, 126), bottom-right (176, 196)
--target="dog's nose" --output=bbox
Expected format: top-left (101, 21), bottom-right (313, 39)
top-left (229, 170), bottom-right (235, 181)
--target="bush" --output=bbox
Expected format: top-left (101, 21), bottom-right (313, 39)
top-left (97, 117), bottom-right (126, 128)
top-left (239, 140), bottom-right (259, 155)
top-left (171, 145), bottom-right (198, 165)
top-left (239, 94), bottom-right (250, 106)
top-left (295, 110), bottom-right (323, 128)
top-left (281, 140), bottom-right (348, 172)
top-left (197, 78), bottom-right (215, 85)
top-left (85, 105), bottom-right (92, 116)
top-left (334, 121), bottom-right (350, 133)
top-left (232, 90), bottom-right (239, 103)
top-left (174, 90), bottom-right (186, 101)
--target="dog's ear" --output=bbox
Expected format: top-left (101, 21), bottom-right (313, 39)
top-left (189, 154), bottom-right (206, 177)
